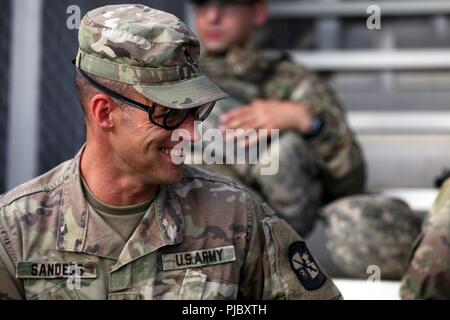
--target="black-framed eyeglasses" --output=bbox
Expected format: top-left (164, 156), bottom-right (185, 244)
top-left (74, 65), bottom-right (215, 130)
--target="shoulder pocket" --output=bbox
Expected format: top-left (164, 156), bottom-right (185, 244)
top-left (26, 279), bottom-right (81, 300)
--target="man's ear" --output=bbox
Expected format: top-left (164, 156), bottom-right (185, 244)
top-left (90, 94), bottom-right (115, 129)
top-left (253, 2), bottom-right (268, 27)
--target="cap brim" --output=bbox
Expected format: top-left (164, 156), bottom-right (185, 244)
top-left (133, 75), bottom-right (228, 109)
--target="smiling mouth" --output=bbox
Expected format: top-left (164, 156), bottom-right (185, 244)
top-left (206, 30), bottom-right (222, 38)
top-left (160, 148), bottom-right (184, 158)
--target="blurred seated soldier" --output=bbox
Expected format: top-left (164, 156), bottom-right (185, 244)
top-left (400, 178), bottom-right (450, 299)
top-left (189, 0), bottom-right (366, 237)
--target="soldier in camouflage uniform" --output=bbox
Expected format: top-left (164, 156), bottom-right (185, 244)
top-left (400, 178), bottom-right (450, 299)
top-left (190, 0), bottom-right (366, 236)
top-left (0, 4), bottom-right (342, 300)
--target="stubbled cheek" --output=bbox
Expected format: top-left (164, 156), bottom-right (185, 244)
top-left (143, 131), bottom-right (174, 148)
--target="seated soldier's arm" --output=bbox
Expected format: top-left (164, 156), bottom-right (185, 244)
top-left (400, 180), bottom-right (450, 299)
top-left (264, 61), bottom-right (366, 201)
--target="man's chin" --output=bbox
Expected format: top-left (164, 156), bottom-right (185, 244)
top-left (160, 165), bottom-right (184, 185)
top-left (203, 42), bottom-right (230, 55)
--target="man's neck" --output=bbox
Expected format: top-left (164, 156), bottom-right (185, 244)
top-left (205, 42), bottom-right (252, 58)
top-left (80, 142), bottom-right (158, 207)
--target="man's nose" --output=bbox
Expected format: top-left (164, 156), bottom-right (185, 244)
top-left (178, 113), bottom-right (201, 143)
top-left (205, 4), bottom-right (221, 24)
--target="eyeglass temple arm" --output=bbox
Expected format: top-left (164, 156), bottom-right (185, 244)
top-left (73, 62), bottom-right (152, 114)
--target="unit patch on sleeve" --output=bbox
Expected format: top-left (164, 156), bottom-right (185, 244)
top-left (288, 241), bottom-right (326, 290)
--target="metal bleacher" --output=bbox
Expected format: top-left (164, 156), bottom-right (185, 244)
top-left (267, 0), bottom-right (450, 213)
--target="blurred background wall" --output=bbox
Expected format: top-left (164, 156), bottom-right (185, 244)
top-left (0, 0), bottom-right (12, 193)
top-left (1, 0), bottom-right (450, 206)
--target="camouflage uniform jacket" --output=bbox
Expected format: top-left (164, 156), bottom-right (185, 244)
top-left (200, 48), bottom-right (366, 202)
top-left (400, 179), bottom-right (450, 299)
top-left (0, 148), bottom-right (341, 300)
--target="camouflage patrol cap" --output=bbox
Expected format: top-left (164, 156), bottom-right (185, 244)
top-left (322, 195), bottom-right (421, 280)
top-left (75, 4), bottom-right (227, 109)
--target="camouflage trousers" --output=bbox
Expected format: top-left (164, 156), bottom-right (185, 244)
top-left (195, 132), bottom-right (323, 238)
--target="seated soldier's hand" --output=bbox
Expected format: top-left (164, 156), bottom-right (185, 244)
top-left (219, 99), bottom-right (313, 146)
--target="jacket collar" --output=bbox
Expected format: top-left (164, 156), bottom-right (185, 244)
top-left (56, 147), bottom-right (185, 267)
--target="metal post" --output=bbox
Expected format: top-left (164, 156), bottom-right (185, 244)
top-left (7, 0), bottom-right (43, 189)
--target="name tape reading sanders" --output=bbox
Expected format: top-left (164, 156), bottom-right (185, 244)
top-left (16, 262), bottom-right (97, 279)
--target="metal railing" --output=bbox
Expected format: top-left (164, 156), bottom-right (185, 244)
top-left (290, 49), bottom-right (450, 71)
top-left (268, 1), bottom-right (450, 18)
top-left (348, 111), bottom-right (450, 134)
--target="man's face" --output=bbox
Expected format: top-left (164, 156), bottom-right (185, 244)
top-left (195, 3), bottom-right (257, 54)
top-left (109, 91), bottom-right (199, 185)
